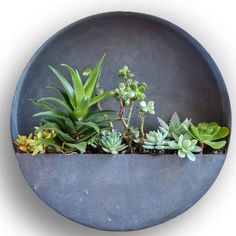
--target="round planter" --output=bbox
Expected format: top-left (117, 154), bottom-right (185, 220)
top-left (11, 12), bottom-right (231, 231)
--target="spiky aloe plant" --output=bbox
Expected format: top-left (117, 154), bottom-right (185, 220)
top-left (32, 54), bottom-right (118, 152)
top-left (99, 130), bottom-right (127, 154)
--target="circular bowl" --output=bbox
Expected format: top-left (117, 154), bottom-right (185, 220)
top-left (11, 12), bottom-right (231, 231)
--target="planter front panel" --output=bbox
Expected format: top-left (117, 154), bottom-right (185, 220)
top-left (16, 154), bottom-right (225, 231)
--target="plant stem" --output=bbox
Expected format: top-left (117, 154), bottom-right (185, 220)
top-left (127, 101), bottom-right (134, 127)
top-left (200, 142), bottom-right (205, 154)
top-left (139, 114), bottom-right (145, 152)
top-left (119, 99), bottom-right (128, 129)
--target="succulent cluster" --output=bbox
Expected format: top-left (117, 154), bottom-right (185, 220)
top-left (142, 112), bottom-right (229, 161)
top-left (14, 53), bottom-right (230, 160)
top-left (14, 129), bottom-right (58, 156)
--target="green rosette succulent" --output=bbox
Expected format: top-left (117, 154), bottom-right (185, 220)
top-left (168, 134), bottom-right (202, 161)
top-left (187, 122), bottom-right (230, 149)
top-left (100, 130), bottom-right (127, 154)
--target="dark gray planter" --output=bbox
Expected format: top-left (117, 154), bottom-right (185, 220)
top-left (11, 12), bottom-right (231, 231)
top-left (16, 153), bottom-right (226, 231)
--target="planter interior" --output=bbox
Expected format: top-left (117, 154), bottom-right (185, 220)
top-left (11, 12), bottom-right (231, 231)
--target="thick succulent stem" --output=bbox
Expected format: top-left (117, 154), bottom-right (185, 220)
top-left (127, 100), bottom-right (134, 127)
top-left (200, 142), bottom-right (205, 154)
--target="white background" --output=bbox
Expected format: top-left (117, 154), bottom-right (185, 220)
top-left (0, 0), bottom-right (235, 235)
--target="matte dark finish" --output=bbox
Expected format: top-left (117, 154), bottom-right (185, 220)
top-left (16, 153), bottom-right (226, 231)
top-left (11, 12), bottom-right (231, 230)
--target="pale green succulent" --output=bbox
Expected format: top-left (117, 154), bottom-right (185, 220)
top-left (100, 130), bottom-right (127, 154)
top-left (168, 134), bottom-right (202, 161)
top-left (137, 100), bottom-right (155, 114)
top-left (158, 112), bottom-right (191, 139)
top-left (143, 130), bottom-right (170, 150)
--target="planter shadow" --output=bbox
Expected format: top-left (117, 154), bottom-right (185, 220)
top-left (11, 12), bottom-right (231, 231)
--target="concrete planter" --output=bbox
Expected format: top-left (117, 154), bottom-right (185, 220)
top-left (11, 12), bottom-right (231, 230)
top-left (16, 153), bottom-right (226, 231)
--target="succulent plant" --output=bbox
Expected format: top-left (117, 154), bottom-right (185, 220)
top-left (31, 54), bottom-right (119, 153)
top-left (129, 127), bottom-right (140, 143)
top-left (143, 130), bottom-right (170, 150)
top-left (118, 65), bottom-right (134, 79)
top-left (137, 100), bottom-right (155, 114)
top-left (14, 133), bottom-right (35, 153)
top-left (14, 129), bottom-right (60, 156)
top-left (168, 134), bottom-right (202, 161)
top-left (99, 130), bottom-right (127, 154)
top-left (137, 100), bottom-right (156, 148)
top-left (187, 122), bottom-right (230, 150)
top-left (112, 80), bottom-right (146, 105)
top-left (158, 112), bottom-right (191, 139)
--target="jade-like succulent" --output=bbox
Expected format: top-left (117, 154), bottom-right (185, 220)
top-left (168, 134), bottom-right (202, 161)
top-left (137, 100), bottom-right (156, 148)
top-left (100, 130), bottom-right (127, 154)
top-left (137, 101), bottom-right (155, 114)
top-left (118, 65), bottom-right (134, 79)
top-left (158, 112), bottom-right (191, 139)
top-left (112, 80), bottom-right (146, 105)
top-left (187, 122), bottom-right (230, 149)
top-left (113, 66), bottom-right (147, 105)
top-left (143, 130), bottom-right (170, 150)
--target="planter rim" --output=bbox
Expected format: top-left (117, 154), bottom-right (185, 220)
top-left (15, 153), bottom-right (227, 157)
